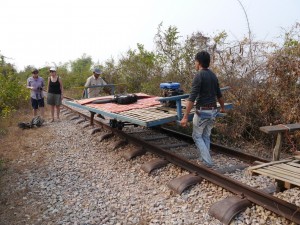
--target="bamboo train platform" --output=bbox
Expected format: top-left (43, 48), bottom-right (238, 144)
top-left (65, 93), bottom-right (233, 128)
top-left (248, 156), bottom-right (300, 189)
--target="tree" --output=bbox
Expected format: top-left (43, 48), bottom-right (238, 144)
top-left (64, 54), bottom-right (93, 88)
top-left (0, 53), bottom-right (28, 118)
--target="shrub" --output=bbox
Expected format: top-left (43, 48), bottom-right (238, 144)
top-left (0, 72), bottom-right (29, 118)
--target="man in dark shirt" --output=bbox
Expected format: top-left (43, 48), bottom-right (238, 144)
top-left (180, 51), bottom-right (225, 167)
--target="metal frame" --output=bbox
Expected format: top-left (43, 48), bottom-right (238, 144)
top-left (83, 84), bottom-right (116, 98)
top-left (158, 86), bottom-right (233, 120)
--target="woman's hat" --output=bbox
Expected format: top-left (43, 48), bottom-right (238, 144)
top-left (49, 67), bottom-right (56, 72)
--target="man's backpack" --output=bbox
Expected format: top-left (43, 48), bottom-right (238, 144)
top-left (92, 94), bottom-right (138, 105)
top-left (18, 116), bottom-right (44, 129)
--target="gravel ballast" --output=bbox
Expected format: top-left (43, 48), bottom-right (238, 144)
top-left (0, 114), bottom-right (297, 225)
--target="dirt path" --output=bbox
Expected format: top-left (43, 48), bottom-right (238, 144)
top-left (0, 114), bottom-right (55, 224)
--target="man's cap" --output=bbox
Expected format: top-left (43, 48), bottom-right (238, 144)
top-left (49, 67), bottom-right (56, 72)
top-left (93, 68), bottom-right (102, 75)
top-left (32, 68), bottom-right (39, 73)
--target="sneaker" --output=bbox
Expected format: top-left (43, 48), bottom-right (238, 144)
top-left (199, 160), bottom-right (213, 168)
top-left (205, 163), bottom-right (213, 168)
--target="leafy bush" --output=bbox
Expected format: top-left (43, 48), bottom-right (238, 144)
top-left (0, 70), bottom-right (29, 118)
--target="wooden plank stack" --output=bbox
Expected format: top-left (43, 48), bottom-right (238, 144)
top-left (248, 156), bottom-right (300, 189)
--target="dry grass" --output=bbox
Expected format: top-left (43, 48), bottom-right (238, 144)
top-left (0, 106), bottom-right (56, 166)
top-left (0, 108), bottom-right (56, 224)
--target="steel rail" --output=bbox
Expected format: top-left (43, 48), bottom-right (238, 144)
top-left (157, 126), bottom-right (270, 163)
top-left (120, 133), bottom-right (300, 224)
top-left (61, 102), bottom-right (300, 224)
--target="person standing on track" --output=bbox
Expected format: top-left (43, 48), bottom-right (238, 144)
top-left (84, 68), bottom-right (108, 98)
top-left (47, 67), bottom-right (64, 122)
top-left (27, 68), bottom-right (45, 118)
top-left (180, 51), bottom-right (225, 167)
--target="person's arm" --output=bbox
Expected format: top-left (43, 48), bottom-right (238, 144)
top-left (27, 78), bottom-right (34, 90)
top-left (100, 77), bottom-right (111, 95)
top-left (59, 77), bottom-right (64, 99)
top-left (83, 77), bottom-right (91, 98)
top-left (188, 73), bottom-right (202, 103)
top-left (47, 77), bottom-right (50, 93)
top-left (180, 73), bottom-right (201, 127)
top-left (180, 100), bottom-right (194, 127)
top-left (218, 97), bottom-right (225, 113)
top-left (37, 78), bottom-right (45, 92)
top-left (102, 77), bottom-right (107, 85)
top-left (215, 78), bottom-right (225, 113)
top-left (84, 77), bottom-right (91, 88)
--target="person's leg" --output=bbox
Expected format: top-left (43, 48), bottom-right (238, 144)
top-left (40, 107), bottom-right (45, 118)
top-left (31, 98), bottom-right (38, 117)
top-left (202, 119), bottom-right (214, 150)
top-left (54, 94), bottom-right (62, 120)
top-left (50, 105), bottom-right (55, 122)
top-left (202, 110), bottom-right (218, 151)
top-left (47, 94), bottom-right (55, 122)
top-left (192, 115), bottom-right (213, 165)
top-left (38, 98), bottom-right (45, 118)
top-left (56, 105), bottom-right (60, 120)
top-left (33, 109), bottom-right (37, 117)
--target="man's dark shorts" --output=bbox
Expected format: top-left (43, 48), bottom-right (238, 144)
top-left (31, 98), bottom-right (45, 109)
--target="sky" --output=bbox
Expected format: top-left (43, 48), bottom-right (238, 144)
top-left (0, 0), bottom-right (299, 71)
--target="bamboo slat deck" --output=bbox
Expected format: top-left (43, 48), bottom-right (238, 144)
top-left (119, 108), bottom-right (177, 123)
top-left (248, 156), bottom-right (300, 189)
top-left (65, 99), bottom-right (179, 127)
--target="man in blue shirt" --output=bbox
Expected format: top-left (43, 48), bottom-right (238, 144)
top-left (27, 68), bottom-right (45, 118)
top-left (180, 51), bottom-right (225, 167)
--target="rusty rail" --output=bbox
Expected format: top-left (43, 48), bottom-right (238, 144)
top-left (157, 126), bottom-right (270, 163)
top-left (61, 101), bottom-right (300, 224)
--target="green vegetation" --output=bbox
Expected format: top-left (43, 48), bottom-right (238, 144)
top-left (0, 59), bottom-right (28, 118)
top-left (1, 22), bottom-right (299, 150)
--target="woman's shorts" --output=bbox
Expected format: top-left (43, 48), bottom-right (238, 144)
top-left (47, 93), bottom-right (62, 106)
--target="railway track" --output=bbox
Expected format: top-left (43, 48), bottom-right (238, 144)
top-left (61, 97), bottom-right (300, 224)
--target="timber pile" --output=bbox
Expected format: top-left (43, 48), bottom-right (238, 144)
top-left (248, 156), bottom-right (300, 189)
